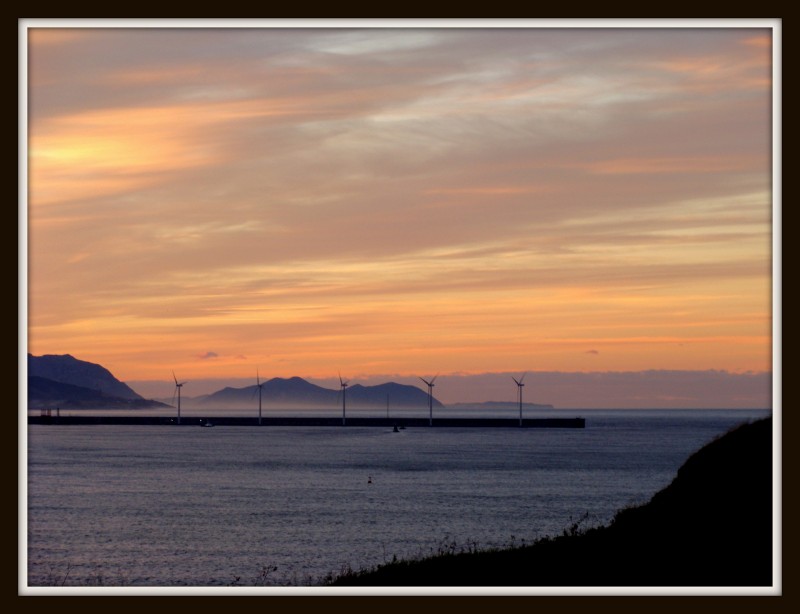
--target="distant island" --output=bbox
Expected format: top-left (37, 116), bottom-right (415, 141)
top-left (189, 377), bottom-right (442, 410)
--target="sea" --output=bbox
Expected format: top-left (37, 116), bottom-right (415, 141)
top-left (24, 407), bottom-right (773, 591)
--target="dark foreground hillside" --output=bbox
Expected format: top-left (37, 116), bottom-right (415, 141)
top-left (330, 417), bottom-right (774, 587)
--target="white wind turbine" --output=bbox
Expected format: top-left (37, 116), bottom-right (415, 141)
top-left (419, 374), bottom-right (438, 426)
top-left (512, 373), bottom-right (527, 427)
top-left (172, 371), bottom-right (186, 425)
top-left (339, 373), bottom-right (349, 426)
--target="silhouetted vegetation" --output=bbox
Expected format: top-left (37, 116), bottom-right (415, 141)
top-left (327, 418), bottom-right (773, 586)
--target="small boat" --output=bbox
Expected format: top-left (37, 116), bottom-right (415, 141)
top-left (200, 420), bottom-right (215, 427)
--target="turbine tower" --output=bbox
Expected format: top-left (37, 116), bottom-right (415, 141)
top-left (512, 373), bottom-right (527, 427)
top-left (255, 369), bottom-right (264, 425)
top-left (172, 371), bottom-right (186, 425)
top-left (339, 373), bottom-right (349, 426)
top-left (419, 374), bottom-right (438, 426)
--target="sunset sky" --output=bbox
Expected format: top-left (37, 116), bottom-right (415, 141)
top-left (22, 21), bottom-right (778, 406)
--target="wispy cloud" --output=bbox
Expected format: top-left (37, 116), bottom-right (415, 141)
top-left (25, 25), bottom-right (774, 384)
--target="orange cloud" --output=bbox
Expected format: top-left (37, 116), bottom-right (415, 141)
top-left (24, 27), bottom-right (774, 387)
top-left (586, 156), bottom-right (755, 175)
top-left (742, 34), bottom-right (772, 49)
top-left (28, 98), bottom-right (307, 207)
top-left (27, 28), bottom-right (89, 46)
top-left (424, 186), bottom-right (549, 196)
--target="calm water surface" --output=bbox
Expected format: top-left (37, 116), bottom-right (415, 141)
top-left (26, 409), bottom-right (771, 587)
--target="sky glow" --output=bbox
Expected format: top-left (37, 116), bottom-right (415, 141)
top-left (23, 21), bottom-right (777, 406)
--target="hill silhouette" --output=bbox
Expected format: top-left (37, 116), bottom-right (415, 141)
top-left (329, 417), bottom-right (773, 587)
top-left (28, 376), bottom-right (170, 410)
top-left (193, 377), bottom-right (442, 409)
top-left (28, 354), bottom-right (143, 400)
top-left (27, 354), bottom-right (167, 410)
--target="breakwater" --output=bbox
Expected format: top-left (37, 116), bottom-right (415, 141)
top-left (28, 415), bottom-right (585, 428)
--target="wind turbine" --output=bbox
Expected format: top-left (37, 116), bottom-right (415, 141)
top-left (339, 373), bottom-right (349, 426)
top-left (419, 374), bottom-right (438, 426)
top-left (172, 371), bottom-right (186, 425)
top-left (512, 373), bottom-right (527, 427)
top-left (254, 369), bottom-right (264, 425)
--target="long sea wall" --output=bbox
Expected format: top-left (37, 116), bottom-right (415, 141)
top-left (28, 415), bottom-right (585, 428)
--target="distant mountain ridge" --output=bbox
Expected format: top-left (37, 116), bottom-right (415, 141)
top-left (193, 377), bottom-right (442, 409)
top-left (29, 355), bottom-right (576, 411)
top-left (27, 354), bottom-right (167, 410)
